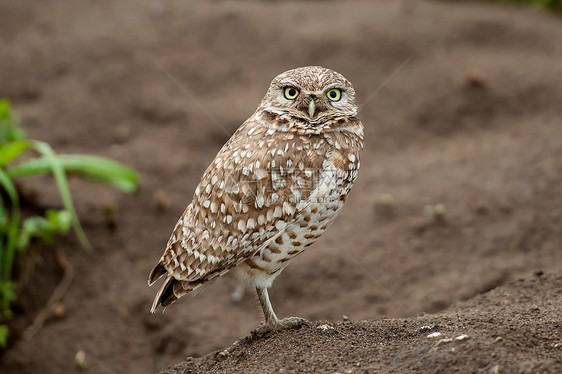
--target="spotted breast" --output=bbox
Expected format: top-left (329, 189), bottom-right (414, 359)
top-left (231, 113), bottom-right (363, 288)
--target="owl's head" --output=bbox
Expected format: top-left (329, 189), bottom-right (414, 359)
top-left (259, 66), bottom-right (358, 129)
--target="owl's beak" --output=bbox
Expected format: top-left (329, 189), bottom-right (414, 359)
top-left (308, 99), bottom-right (316, 118)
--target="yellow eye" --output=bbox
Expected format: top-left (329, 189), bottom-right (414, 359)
top-left (284, 87), bottom-right (299, 100)
top-left (326, 88), bottom-right (342, 101)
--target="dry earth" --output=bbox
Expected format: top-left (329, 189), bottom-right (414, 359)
top-left (165, 273), bottom-right (562, 373)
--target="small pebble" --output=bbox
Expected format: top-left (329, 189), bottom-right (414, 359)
top-left (437, 338), bottom-right (453, 345)
top-left (427, 332), bottom-right (442, 338)
top-left (317, 324), bottom-right (337, 335)
top-left (455, 334), bottom-right (469, 341)
top-left (51, 303), bottom-right (66, 318)
top-left (342, 315), bottom-right (349, 321)
top-left (419, 323), bottom-right (439, 331)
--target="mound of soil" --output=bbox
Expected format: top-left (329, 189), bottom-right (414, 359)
top-left (0, 0), bottom-right (561, 373)
top-left (165, 273), bottom-right (562, 373)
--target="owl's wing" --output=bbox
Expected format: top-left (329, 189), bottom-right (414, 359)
top-left (148, 116), bottom-right (318, 311)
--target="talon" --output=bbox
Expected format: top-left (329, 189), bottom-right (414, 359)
top-left (280, 316), bottom-right (310, 329)
top-left (253, 316), bottom-right (310, 335)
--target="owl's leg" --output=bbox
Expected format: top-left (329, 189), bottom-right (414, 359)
top-left (256, 287), bottom-right (278, 325)
top-left (254, 287), bottom-right (309, 334)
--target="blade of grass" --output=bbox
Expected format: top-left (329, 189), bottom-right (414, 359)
top-left (56, 155), bottom-right (138, 193)
top-left (30, 141), bottom-right (91, 250)
top-left (0, 99), bottom-right (24, 143)
top-left (0, 168), bottom-right (20, 281)
top-left (6, 154), bottom-right (138, 193)
top-left (0, 192), bottom-right (6, 282)
top-left (0, 325), bottom-right (8, 347)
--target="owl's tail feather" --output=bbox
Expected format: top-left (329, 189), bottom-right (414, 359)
top-left (149, 262), bottom-right (226, 312)
top-left (150, 276), bottom-right (176, 313)
top-left (150, 275), bottom-right (195, 313)
top-left (148, 262), bottom-right (167, 286)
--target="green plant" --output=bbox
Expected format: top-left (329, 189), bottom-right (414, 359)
top-left (0, 99), bottom-right (139, 347)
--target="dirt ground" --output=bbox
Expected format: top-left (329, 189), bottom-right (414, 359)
top-left (0, 0), bottom-right (561, 373)
top-left (165, 273), bottom-right (562, 373)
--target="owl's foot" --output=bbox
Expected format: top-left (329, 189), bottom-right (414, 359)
top-left (253, 316), bottom-right (311, 335)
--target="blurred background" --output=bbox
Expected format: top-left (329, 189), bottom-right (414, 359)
top-left (0, 0), bottom-right (561, 373)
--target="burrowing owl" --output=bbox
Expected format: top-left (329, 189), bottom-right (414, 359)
top-left (149, 66), bottom-right (364, 332)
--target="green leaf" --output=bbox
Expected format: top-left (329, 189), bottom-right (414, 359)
top-left (45, 209), bottom-right (72, 233)
top-left (0, 169), bottom-right (20, 281)
top-left (29, 141), bottom-right (91, 250)
top-left (0, 140), bottom-right (29, 166)
top-left (0, 281), bottom-right (16, 318)
top-left (0, 99), bottom-right (10, 119)
top-left (22, 216), bottom-right (50, 240)
top-left (0, 99), bottom-right (24, 143)
top-left (0, 202), bottom-right (6, 230)
top-left (19, 210), bottom-right (71, 246)
top-left (7, 154), bottom-right (139, 193)
top-left (17, 232), bottom-right (29, 253)
top-left (0, 325), bottom-right (8, 348)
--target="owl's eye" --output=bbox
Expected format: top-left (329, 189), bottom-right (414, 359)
top-left (284, 87), bottom-right (299, 100)
top-left (326, 88), bottom-right (342, 102)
